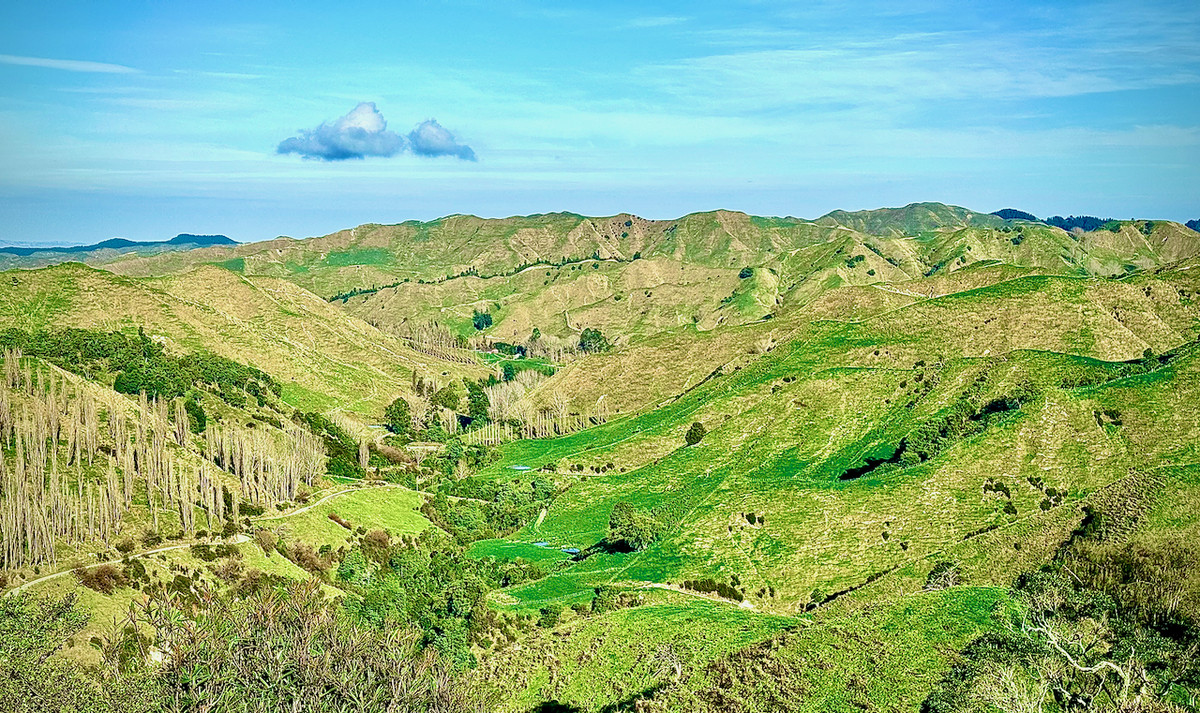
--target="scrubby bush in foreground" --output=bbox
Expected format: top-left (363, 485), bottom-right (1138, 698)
top-left (120, 578), bottom-right (490, 712)
top-left (0, 592), bottom-right (155, 713)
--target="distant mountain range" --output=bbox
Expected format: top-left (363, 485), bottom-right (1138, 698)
top-left (67, 201), bottom-right (1195, 347)
top-left (0, 234), bottom-right (236, 257)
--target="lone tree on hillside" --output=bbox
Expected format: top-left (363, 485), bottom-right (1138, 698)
top-left (685, 421), bottom-right (707, 446)
top-left (578, 327), bottom-right (611, 353)
top-left (432, 383), bottom-right (461, 411)
top-left (464, 378), bottom-right (489, 424)
top-left (739, 267), bottom-right (753, 279)
top-left (384, 397), bottom-right (411, 436)
top-left (607, 502), bottom-right (663, 552)
top-left (472, 310), bottom-right (492, 330)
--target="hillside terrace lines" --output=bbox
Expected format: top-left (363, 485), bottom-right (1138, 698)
top-left (596, 460), bottom-right (738, 597)
top-left (872, 283), bottom-right (938, 300)
top-left (518, 355), bottom-right (828, 590)
top-left (1, 264), bottom-right (486, 417)
top-left (824, 465), bottom-right (1170, 615)
top-left (640, 581), bottom-right (758, 610)
top-left (825, 275), bottom-right (1183, 362)
top-left (163, 284), bottom-right (408, 403)
top-left (499, 326), bottom-right (825, 471)
top-left (253, 483), bottom-right (406, 521)
top-left (320, 222), bottom-right (1196, 351)
top-left (333, 256), bottom-right (630, 303)
top-left (228, 269), bottom-right (480, 378)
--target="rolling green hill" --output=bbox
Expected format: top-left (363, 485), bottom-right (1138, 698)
top-left (453, 263), bottom-right (1200, 709)
top-left (3, 204), bottom-right (1200, 713)
top-left (815, 201), bottom-right (1007, 236)
top-left (0, 262), bottom-right (485, 413)
top-left (95, 204), bottom-right (1199, 353)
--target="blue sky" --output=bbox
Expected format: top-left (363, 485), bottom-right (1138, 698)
top-left (1, 0), bottom-right (1197, 245)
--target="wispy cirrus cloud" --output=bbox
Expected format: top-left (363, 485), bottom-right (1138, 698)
top-left (641, 0), bottom-right (1200, 114)
top-left (277, 103), bottom-right (476, 161)
top-left (0, 53), bottom-right (138, 74)
top-left (637, 33), bottom-right (1200, 115)
top-left (626, 16), bottom-right (688, 29)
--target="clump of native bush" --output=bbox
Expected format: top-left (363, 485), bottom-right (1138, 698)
top-left (1, 579), bottom-right (490, 713)
top-left (336, 528), bottom-right (553, 668)
top-left (0, 327), bottom-right (280, 406)
top-left (74, 564), bottom-right (127, 595)
top-left (921, 534), bottom-right (1200, 712)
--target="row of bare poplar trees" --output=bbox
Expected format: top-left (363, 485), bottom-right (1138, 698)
top-left (383, 321), bottom-right (480, 364)
top-left (1, 350), bottom-right (140, 568)
top-left (464, 395), bottom-right (610, 446)
top-left (0, 350), bottom-right (323, 571)
top-left (204, 422), bottom-right (324, 510)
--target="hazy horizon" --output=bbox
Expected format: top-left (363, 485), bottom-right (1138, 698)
top-left (1, 199), bottom-right (1195, 249)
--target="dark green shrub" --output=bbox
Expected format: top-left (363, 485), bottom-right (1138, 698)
top-left (384, 397), bottom-right (412, 435)
top-left (607, 502), bottom-right (663, 551)
top-left (537, 604), bottom-right (563, 628)
top-left (578, 327), bottom-right (611, 353)
top-left (432, 384), bottom-right (461, 411)
top-left (184, 396), bottom-right (206, 433)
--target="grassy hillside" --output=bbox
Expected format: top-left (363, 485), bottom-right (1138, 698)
top-left (90, 206), bottom-right (1200, 355)
top-left (815, 201), bottom-right (1007, 236)
top-left (0, 262), bottom-right (485, 413)
top-left (4, 211), bottom-right (1200, 713)
top-left (437, 263), bottom-right (1200, 709)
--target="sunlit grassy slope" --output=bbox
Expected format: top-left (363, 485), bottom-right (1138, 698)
top-left (4, 206), bottom-right (1199, 712)
top-left (466, 266), bottom-right (1199, 612)
top-left (481, 585), bottom-right (1009, 712)
top-left (93, 205), bottom-right (1199, 349)
top-left (451, 263), bottom-right (1199, 709)
top-left (0, 262), bottom-right (485, 412)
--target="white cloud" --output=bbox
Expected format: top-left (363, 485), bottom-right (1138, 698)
top-left (277, 102), bottom-right (405, 160)
top-left (407, 119), bottom-right (476, 161)
top-left (276, 104), bottom-right (477, 162)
